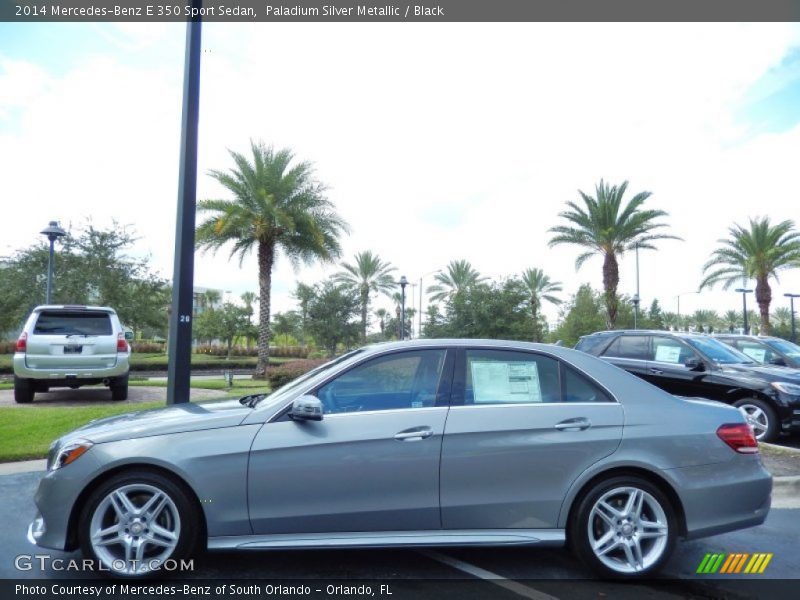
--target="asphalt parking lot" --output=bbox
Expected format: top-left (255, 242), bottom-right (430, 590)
top-left (2, 471), bottom-right (797, 600)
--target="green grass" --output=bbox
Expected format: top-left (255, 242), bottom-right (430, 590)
top-left (0, 402), bottom-right (166, 462)
top-left (129, 378), bottom-right (269, 391)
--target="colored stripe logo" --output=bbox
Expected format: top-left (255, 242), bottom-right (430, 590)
top-left (696, 552), bottom-right (773, 574)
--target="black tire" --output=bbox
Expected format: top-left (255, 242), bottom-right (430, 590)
top-left (570, 475), bottom-right (677, 578)
top-left (733, 398), bottom-right (779, 443)
top-left (111, 375), bottom-right (129, 401)
top-left (78, 470), bottom-right (201, 578)
top-left (13, 376), bottom-right (34, 404)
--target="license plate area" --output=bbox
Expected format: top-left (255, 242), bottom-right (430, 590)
top-left (63, 345), bottom-right (83, 354)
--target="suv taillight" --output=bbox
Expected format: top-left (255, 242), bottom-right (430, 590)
top-left (16, 332), bottom-right (27, 352)
top-left (117, 333), bottom-right (128, 353)
top-left (717, 423), bottom-right (759, 454)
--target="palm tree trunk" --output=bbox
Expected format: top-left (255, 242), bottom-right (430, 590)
top-left (755, 276), bottom-right (772, 335)
top-left (255, 241), bottom-right (274, 378)
top-left (602, 251), bottom-right (619, 329)
top-left (360, 285), bottom-right (369, 343)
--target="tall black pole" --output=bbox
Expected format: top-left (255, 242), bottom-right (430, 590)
top-left (790, 297), bottom-right (797, 343)
top-left (46, 240), bottom-right (55, 304)
top-left (167, 10), bottom-right (202, 405)
top-left (742, 292), bottom-right (748, 335)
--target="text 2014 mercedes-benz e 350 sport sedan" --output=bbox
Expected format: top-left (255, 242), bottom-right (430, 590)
top-left (29, 340), bottom-right (772, 578)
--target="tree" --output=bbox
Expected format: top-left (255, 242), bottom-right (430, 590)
top-left (646, 299), bottom-right (665, 330)
top-left (549, 284), bottom-right (607, 347)
top-left (771, 307), bottom-right (793, 340)
top-left (292, 283), bottom-right (315, 346)
top-left (700, 217), bottom-right (800, 336)
top-left (521, 268), bottom-right (562, 342)
top-left (548, 180), bottom-right (680, 329)
top-left (374, 308), bottom-right (388, 339)
top-left (195, 140), bottom-right (349, 377)
top-left (272, 311), bottom-right (302, 345)
top-left (662, 311), bottom-right (679, 331)
top-left (692, 309), bottom-right (719, 333)
top-left (723, 309), bottom-right (741, 333)
top-left (240, 292), bottom-right (258, 347)
top-left (306, 281), bottom-right (361, 357)
top-left (0, 222), bottom-right (169, 339)
top-left (426, 259), bottom-right (486, 303)
top-left (333, 251), bottom-right (396, 343)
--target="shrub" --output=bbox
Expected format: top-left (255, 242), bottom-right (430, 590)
top-left (265, 358), bottom-right (328, 388)
top-left (131, 342), bottom-right (165, 353)
top-left (0, 341), bottom-right (17, 353)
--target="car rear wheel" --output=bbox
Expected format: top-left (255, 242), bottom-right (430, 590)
top-left (13, 376), bottom-right (34, 404)
top-left (571, 476), bottom-right (676, 578)
top-left (111, 375), bottom-right (129, 401)
top-left (79, 470), bottom-right (200, 577)
top-left (734, 398), bottom-right (778, 443)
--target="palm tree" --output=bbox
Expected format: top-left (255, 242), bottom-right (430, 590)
top-left (662, 311), bottom-right (679, 331)
top-left (196, 140), bottom-right (349, 377)
top-left (240, 291), bottom-right (258, 348)
top-left (772, 307), bottom-right (793, 330)
top-left (548, 180), bottom-right (680, 329)
top-left (700, 217), bottom-right (800, 336)
top-left (426, 259), bottom-right (486, 303)
top-left (692, 309), bottom-right (719, 333)
top-left (375, 308), bottom-right (388, 339)
top-left (723, 309), bottom-right (741, 333)
top-left (520, 268), bottom-right (562, 342)
top-left (333, 251), bottom-right (396, 342)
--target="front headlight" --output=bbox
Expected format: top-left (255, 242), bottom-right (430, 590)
top-left (771, 381), bottom-right (800, 396)
top-left (50, 440), bottom-right (93, 471)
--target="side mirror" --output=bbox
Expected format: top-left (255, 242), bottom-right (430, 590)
top-left (289, 395), bottom-right (323, 422)
top-left (685, 357), bottom-right (705, 371)
top-left (769, 357), bottom-right (787, 367)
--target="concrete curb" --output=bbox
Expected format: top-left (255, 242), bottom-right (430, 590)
top-left (772, 475), bottom-right (800, 494)
top-left (762, 441), bottom-right (800, 454)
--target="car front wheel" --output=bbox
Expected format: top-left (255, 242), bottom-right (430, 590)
top-left (571, 476), bottom-right (676, 578)
top-left (78, 470), bottom-right (200, 577)
top-left (734, 398), bottom-right (778, 443)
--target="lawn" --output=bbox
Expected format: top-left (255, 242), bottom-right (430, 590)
top-left (0, 379), bottom-right (272, 463)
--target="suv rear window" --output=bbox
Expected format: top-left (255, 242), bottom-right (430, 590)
top-left (603, 335), bottom-right (650, 360)
top-left (33, 311), bottom-right (112, 336)
top-left (575, 335), bottom-right (613, 355)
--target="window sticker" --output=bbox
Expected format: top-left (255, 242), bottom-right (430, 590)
top-left (654, 344), bottom-right (681, 363)
top-left (470, 361), bottom-right (542, 404)
top-left (741, 347), bottom-right (766, 362)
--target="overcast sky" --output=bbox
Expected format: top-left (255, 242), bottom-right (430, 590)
top-left (1, 22), bottom-right (800, 329)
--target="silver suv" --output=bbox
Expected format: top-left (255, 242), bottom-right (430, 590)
top-left (13, 305), bottom-right (131, 403)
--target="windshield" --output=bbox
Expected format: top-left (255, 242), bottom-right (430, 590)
top-left (764, 339), bottom-right (800, 359)
top-left (252, 348), bottom-right (367, 407)
top-left (686, 337), bottom-right (756, 365)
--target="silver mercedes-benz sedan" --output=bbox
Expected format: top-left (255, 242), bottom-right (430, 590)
top-left (28, 339), bottom-right (772, 578)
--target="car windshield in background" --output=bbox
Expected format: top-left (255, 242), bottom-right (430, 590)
top-left (686, 337), bottom-right (755, 365)
top-left (33, 311), bottom-right (112, 336)
top-left (764, 338), bottom-right (800, 359)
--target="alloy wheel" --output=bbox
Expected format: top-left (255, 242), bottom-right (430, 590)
top-left (587, 486), bottom-right (669, 574)
top-left (89, 483), bottom-right (181, 575)
top-left (737, 404), bottom-right (769, 440)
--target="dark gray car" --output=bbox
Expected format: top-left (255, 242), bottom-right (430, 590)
top-left (28, 340), bottom-right (771, 579)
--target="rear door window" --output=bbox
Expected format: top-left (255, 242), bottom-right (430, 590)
top-left (602, 335), bottom-right (651, 360)
top-left (33, 311), bottom-right (112, 336)
top-left (463, 349), bottom-right (561, 404)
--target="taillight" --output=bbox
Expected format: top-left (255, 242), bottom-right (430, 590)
top-left (16, 332), bottom-right (27, 352)
top-left (117, 333), bottom-right (128, 353)
top-left (717, 423), bottom-right (759, 454)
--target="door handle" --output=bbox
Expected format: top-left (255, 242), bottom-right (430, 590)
top-left (554, 418), bottom-right (591, 432)
top-left (649, 368), bottom-right (664, 375)
top-left (394, 427), bottom-right (433, 441)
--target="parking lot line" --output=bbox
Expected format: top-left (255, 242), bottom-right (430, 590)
top-left (418, 549), bottom-right (559, 600)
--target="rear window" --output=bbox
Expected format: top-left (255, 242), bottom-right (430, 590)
top-left (33, 311), bottom-right (112, 335)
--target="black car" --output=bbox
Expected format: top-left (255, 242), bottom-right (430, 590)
top-left (715, 334), bottom-right (800, 369)
top-left (575, 330), bottom-right (800, 442)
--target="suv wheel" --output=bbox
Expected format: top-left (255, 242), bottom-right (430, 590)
top-left (111, 375), bottom-right (129, 401)
top-left (571, 476), bottom-right (676, 578)
top-left (734, 398), bottom-right (778, 443)
top-left (13, 376), bottom-right (34, 404)
top-left (78, 470), bottom-right (200, 577)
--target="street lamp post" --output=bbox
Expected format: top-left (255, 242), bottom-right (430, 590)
top-left (735, 288), bottom-right (753, 334)
top-left (632, 294), bottom-right (640, 329)
top-left (40, 221), bottom-right (66, 304)
top-left (785, 293), bottom-right (800, 343)
top-left (398, 276), bottom-right (408, 340)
